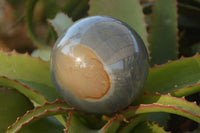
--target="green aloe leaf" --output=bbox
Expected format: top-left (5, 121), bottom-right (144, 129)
top-left (146, 112), bottom-right (169, 128)
top-left (119, 114), bottom-right (148, 133)
top-left (132, 93), bottom-right (200, 114)
top-left (65, 113), bottom-right (121, 133)
top-left (48, 12), bottom-right (73, 36)
top-left (0, 76), bottom-right (48, 105)
top-left (0, 51), bottom-right (61, 102)
top-left (122, 93), bottom-right (200, 123)
top-left (143, 55), bottom-right (200, 95)
top-left (19, 117), bottom-right (64, 133)
top-left (122, 104), bottom-right (200, 123)
top-left (6, 100), bottom-right (72, 133)
top-left (31, 47), bottom-right (51, 61)
top-left (171, 84), bottom-right (200, 97)
top-left (0, 87), bottom-right (34, 133)
top-left (7, 100), bottom-right (121, 133)
top-left (98, 117), bottom-right (121, 133)
top-left (89, 0), bottom-right (149, 48)
top-left (25, 0), bottom-right (47, 49)
top-left (132, 121), bottom-right (168, 133)
top-left (64, 113), bottom-right (95, 133)
top-left (149, 0), bottom-right (178, 65)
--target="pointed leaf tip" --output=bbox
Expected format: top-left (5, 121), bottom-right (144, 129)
top-left (48, 12), bottom-right (73, 36)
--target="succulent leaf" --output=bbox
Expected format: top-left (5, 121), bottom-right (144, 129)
top-left (131, 93), bottom-right (200, 127)
top-left (121, 104), bottom-right (200, 123)
top-left (0, 87), bottom-right (33, 133)
top-left (89, 0), bottom-right (149, 48)
top-left (146, 112), bottom-right (169, 128)
top-left (0, 50), bottom-right (62, 102)
top-left (48, 13), bottom-right (73, 36)
top-left (132, 121), bottom-right (168, 133)
top-left (132, 93), bottom-right (200, 116)
top-left (31, 47), bottom-right (51, 61)
top-left (144, 55), bottom-right (200, 95)
top-left (25, 0), bottom-right (47, 49)
top-left (119, 114), bottom-right (148, 133)
top-left (171, 83), bottom-right (200, 97)
top-left (64, 113), bottom-right (95, 133)
top-left (18, 117), bottom-right (64, 133)
top-left (0, 76), bottom-right (48, 105)
top-left (65, 113), bottom-right (121, 133)
top-left (6, 100), bottom-right (72, 133)
top-left (99, 117), bottom-right (121, 133)
top-left (149, 0), bottom-right (178, 65)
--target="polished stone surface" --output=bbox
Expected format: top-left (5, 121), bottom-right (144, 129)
top-left (51, 16), bottom-right (149, 114)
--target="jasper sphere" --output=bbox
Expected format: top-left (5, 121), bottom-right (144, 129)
top-left (50, 16), bottom-right (149, 114)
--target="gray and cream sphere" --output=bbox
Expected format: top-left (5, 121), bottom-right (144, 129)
top-left (50, 16), bottom-right (149, 114)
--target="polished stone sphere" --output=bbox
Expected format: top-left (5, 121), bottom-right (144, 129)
top-left (50, 16), bottom-right (149, 114)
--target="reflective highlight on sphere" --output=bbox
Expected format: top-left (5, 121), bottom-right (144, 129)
top-left (50, 16), bottom-right (149, 114)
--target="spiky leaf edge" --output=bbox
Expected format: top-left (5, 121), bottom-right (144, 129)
top-left (0, 50), bottom-right (62, 102)
top-left (132, 121), bottom-right (169, 133)
top-left (118, 114), bottom-right (148, 133)
top-left (6, 100), bottom-right (73, 133)
top-left (121, 104), bottom-right (200, 123)
top-left (0, 76), bottom-right (48, 105)
top-left (144, 54), bottom-right (200, 96)
top-left (149, 0), bottom-right (178, 65)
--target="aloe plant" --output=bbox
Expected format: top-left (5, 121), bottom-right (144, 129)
top-left (1, 0), bottom-right (200, 132)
